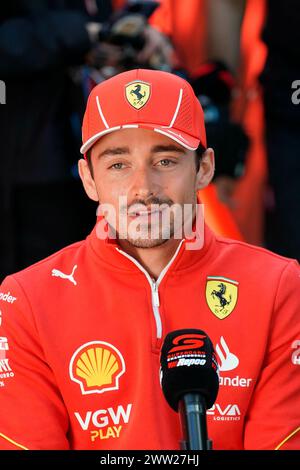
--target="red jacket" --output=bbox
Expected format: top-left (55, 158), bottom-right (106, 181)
top-left (0, 223), bottom-right (299, 450)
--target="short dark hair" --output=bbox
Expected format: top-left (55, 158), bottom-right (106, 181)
top-left (86, 144), bottom-right (206, 177)
top-left (86, 149), bottom-right (93, 177)
top-left (195, 144), bottom-right (206, 172)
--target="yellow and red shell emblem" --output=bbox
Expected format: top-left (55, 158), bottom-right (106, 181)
top-left (69, 341), bottom-right (125, 395)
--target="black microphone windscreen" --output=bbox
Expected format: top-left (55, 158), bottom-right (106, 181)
top-left (160, 329), bottom-right (219, 411)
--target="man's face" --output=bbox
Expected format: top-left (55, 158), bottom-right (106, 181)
top-left (79, 128), bottom-right (213, 248)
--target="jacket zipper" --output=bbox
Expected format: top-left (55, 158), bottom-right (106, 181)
top-left (116, 240), bottom-right (184, 339)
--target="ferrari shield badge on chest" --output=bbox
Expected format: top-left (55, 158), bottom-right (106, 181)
top-left (206, 276), bottom-right (239, 319)
top-left (125, 81), bottom-right (151, 109)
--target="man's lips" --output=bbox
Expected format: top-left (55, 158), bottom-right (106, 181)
top-left (127, 204), bottom-right (168, 218)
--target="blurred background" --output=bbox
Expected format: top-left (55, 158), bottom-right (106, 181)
top-left (0, 0), bottom-right (299, 282)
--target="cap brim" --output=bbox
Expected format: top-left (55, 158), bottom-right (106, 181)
top-left (80, 124), bottom-right (200, 155)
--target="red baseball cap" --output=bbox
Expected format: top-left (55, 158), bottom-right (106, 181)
top-left (80, 68), bottom-right (207, 155)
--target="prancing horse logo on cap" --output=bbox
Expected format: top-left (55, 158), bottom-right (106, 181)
top-left (125, 81), bottom-right (151, 110)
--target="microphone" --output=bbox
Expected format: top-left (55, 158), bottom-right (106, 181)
top-left (160, 329), bottom-right (219, 450)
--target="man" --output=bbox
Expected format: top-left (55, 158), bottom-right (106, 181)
top-left (0, 69), bottom-right (299, 450)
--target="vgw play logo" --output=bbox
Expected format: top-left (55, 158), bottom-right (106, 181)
top-left (0, 81), bottom-right (6, 104)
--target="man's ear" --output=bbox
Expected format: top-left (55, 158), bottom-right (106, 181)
top-left (196, 148), bottom-right (215, 190)
top-left (78, 158), bottom-right (99, 202)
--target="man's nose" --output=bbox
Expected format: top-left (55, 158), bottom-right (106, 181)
top-left (131, 167), bottom-right (157, 199)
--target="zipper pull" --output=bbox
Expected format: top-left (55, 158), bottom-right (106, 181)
top-left (152, 282), bottom-right (160, 307)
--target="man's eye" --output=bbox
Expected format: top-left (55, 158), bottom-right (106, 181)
top-left (157, 159), bottom-right (175, 167)
top-left (109, 162), bottom-right (124, 170)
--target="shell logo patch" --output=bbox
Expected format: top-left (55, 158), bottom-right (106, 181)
top-left (206, 276), bottom-right (239, 319)
top-left (125, 81), bottom-right (151, 109)
top-left (69, 341), bottom-right (125, 395)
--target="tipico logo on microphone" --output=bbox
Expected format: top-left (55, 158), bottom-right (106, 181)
top-left (69, 341), bottom-right (125, 395)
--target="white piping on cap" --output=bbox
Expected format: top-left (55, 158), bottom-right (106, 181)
top-left (80, 125), bottom-right (139, 153)
top-left (96, 96), bottom-right (109, 129)
top-left (161, 88), bottom-right (183, 129)
top-left (154, 128), bottom-right (198, 151)
top-left (80, 125), bottom-right (198, 154)
top-left (80, 126), bottom-right (121, 154)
